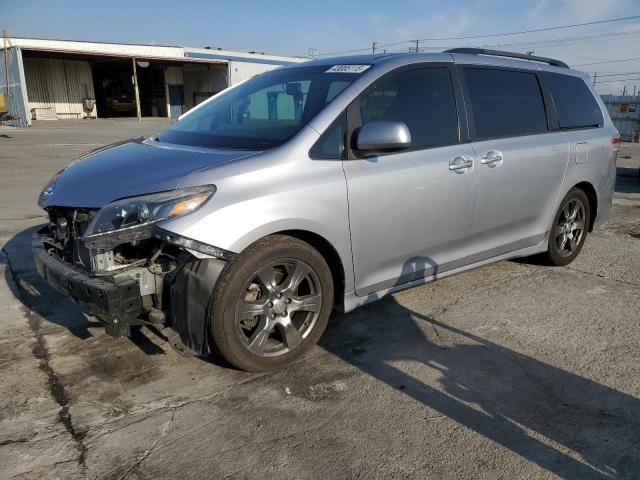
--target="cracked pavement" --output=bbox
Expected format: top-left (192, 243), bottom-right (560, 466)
top-left (0, 120), bottom-right (639, 479)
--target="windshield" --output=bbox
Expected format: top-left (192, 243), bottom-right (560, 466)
top-left (157, 65), bottom-right (362, 150)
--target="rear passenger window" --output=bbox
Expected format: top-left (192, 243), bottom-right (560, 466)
top-left (358, 67), bottom-right (459, 149)
top-left (464, 68), bottom-right (548, 140)
top-left (543, 72), bottom-right (603, 130)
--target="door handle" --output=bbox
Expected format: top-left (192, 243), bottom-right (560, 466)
top-left (480, 150), bottom-right (504, 167)
top-left (449, 156), bottom-right (474, 173)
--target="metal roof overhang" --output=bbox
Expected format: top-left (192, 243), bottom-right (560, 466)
top-left (19, 47), bottom-right (228, 66)
top-left (185, 51), bottom-right (297, 66)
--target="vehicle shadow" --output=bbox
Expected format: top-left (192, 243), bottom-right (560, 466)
top-left (2, 225), bottom-right (166, 354)
top-left (319, 256), bottom-right (640, 479)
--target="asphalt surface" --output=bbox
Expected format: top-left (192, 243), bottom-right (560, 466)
top-left (0, 119), bottom-right (639, 479)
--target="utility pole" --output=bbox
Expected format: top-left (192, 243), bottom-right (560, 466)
top-left (2, 30), bottom-right (10, 97)
top-left (132, 58), bottom-right (141, 123)
top-left (372, 41), bottom-right (377, 54)
top-left (593, 72), bottom-right (597, 87)
top-left (409, 40), bottom-right (424, 53)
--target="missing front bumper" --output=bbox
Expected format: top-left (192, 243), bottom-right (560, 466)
top-left (32, 229), bottom-right (143, 336)
top-left (32, 227), bottom-right (231, 354)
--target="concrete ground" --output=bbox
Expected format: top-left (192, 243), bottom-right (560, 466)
top-left (0, 119), bottom-right (639, 479)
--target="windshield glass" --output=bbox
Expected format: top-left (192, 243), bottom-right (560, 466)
top-left (157, 65), bottom-right (362, 150)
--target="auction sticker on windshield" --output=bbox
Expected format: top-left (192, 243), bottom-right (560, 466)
top-left (326, 65), bottom-right (371, 73)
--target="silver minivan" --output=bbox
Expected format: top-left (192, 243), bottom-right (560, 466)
top-left (33, 49), bottom-right (618, 371)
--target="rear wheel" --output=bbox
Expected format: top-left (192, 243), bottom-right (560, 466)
top-left (210, 235), bottom-right (333, 372)
top-left (545, 188), bottom-right (590, 266)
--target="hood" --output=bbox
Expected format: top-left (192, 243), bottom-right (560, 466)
top-left (42, 139), bottom-right (258, 208)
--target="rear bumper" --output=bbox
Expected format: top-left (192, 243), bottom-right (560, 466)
top-left (593, 164), bottom-right (616, 230)
top-left (32, 229), bottom-right (143, 336)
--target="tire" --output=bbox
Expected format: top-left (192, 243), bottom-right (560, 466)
top-left (210, 234), bottom-right (334, 372)
top-left (544, 188), bottom-right (591, 266)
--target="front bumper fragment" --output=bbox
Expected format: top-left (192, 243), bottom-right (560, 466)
top-left (154, 228), bottom-right (236, 261)
top-left (32, 228), bottom-right (143, 337)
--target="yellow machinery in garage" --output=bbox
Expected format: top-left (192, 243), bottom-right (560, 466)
top-left (0, 94), bottom-right (7, 117)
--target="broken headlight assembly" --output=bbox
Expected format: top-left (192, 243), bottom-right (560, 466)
top-left (82, 185), bottom-right (215, 250)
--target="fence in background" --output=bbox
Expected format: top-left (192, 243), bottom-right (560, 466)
top-left (601, 94), bottom-right (640, 142)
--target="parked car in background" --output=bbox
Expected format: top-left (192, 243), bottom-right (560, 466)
top-left (33, 49), bottom-right (618, 371)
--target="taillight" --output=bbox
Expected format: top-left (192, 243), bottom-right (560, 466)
top-left (611, 134), bottom-right (621, 154)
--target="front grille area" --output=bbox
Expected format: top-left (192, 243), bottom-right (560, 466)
top-left (44, 207), bottom-right (98, 270)
top-left (42, 207), bottom-right (172, 274)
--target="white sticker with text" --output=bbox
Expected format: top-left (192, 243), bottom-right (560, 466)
top-left (325, 65), bottom-right (371, 74)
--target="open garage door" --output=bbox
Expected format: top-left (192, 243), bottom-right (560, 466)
top-left (92, 59), bottom-right (167, 118)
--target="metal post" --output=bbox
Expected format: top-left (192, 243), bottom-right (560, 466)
top-left (372, 42), bottom-right (377, 54)
top-left (2, 31), bottom-right (10, 97)
top-left (593, 72), bottom-right (597, 87)
top-left (132, 57), bottom-right (141, 122)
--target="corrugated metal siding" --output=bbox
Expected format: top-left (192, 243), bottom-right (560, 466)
top-left (602, 94), bottom-right (640, 142)
top-left (0, 47), bottom-right (30, 127)
top-left (613, 118), bottom-right (637, 141)
top-left (12, 38), bottom-right (183, 59)
top-left (23, 57), bottom-right (95, 118)
top-left (165, 66), bottom-right (184, 85)
top-left (164, 66), bottom-right (184, 118)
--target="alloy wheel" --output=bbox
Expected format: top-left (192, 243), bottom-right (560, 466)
top-left (555, 198), bottom-right (586, 258)
top-left (234, 259), bottom-right (322, 357)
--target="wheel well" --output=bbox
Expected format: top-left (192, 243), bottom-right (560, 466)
top-left (276, 230), bottom-right (345, 310)
top-left (574, 182), bottom-right (598, 232)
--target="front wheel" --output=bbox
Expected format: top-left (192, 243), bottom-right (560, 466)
top-left (544, 188), bottom-right (590, 266)
top-left (210, 235), bottom-right (334, 372)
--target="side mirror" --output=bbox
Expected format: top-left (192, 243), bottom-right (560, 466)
top-left (355, 121), bottom-right (411, 154)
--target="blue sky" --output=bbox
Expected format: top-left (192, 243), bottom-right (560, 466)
top-left (2, 0), bottom-right (640, 93)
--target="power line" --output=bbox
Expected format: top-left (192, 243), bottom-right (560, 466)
top-left (574, 57), bottom-right (640, 66)
top-left (390, 15), bottom-right (640, 44)
top-left (590, 71), bottom-right (640, 77)
top-left (392, 29), bottom-right (640, 53)
top-left (595, 77), bottom-right (640, 84)
top-left (479, 29), bottom-right (640, 50)
top-left (317, 14), bottom-right (640, 56)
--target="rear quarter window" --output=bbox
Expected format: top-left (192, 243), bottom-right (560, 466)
top-left (543, 72), bottom-right (604, 130)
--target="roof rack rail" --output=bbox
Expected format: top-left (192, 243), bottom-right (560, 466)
top-left (444, 48), bottom-right (569, 69)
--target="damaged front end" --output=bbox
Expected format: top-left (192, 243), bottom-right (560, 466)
top-left (33, 186), bottom-right (234, 355)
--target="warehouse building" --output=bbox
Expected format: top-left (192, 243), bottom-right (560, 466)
top-left (0, 37), bottom-right (304, 127)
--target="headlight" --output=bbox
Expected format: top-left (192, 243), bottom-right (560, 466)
top-left (83, 186), bottom-right (215, 244)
